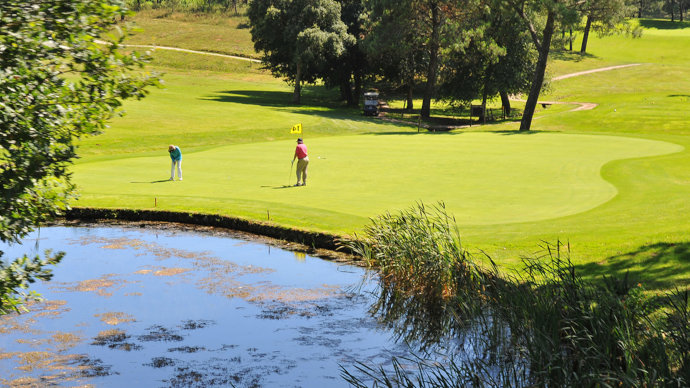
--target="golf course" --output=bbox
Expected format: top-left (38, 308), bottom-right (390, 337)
top-left (72, 13), bottom-right (690, 291)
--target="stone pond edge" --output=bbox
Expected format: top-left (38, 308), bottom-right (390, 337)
top-left (64, 207), bottom-right (360, 260)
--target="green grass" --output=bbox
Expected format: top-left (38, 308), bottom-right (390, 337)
top-left (124, 9), bottom-right (259, 59)
top-left (71, 16), bottom-right (690, 291)
top-left (72, 132), bottom-right (679, 231)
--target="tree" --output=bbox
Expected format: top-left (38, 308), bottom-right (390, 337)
top-left (365, 0), bottom-right (476, 118)
top-left (248, 0), bottom-right (355, 104)
top-left (504, 0), bottom-right (582, 131)
top-left (323, 0), bottom-right (368, 107)
top-left (580, 0), bottom-right (629, 53)
top-left (363, 0), bottom-right (429, 110)
top-left (438, 5), bottom-right (536, 117)
top-left (0, 0), bottom-right (159, 314)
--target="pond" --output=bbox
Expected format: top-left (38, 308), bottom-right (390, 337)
top-left (0, 223), bottom-right (457, 387)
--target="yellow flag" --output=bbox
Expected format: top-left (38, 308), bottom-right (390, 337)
top-left (290, 123), bottom-right (303, 134)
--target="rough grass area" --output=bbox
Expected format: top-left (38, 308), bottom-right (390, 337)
top-left (123, 9), bottom-right (258, 59)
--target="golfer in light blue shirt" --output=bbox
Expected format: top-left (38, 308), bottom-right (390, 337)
top-left (168, 145), bottom-right (183, 181)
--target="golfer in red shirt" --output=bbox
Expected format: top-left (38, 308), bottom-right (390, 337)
top-left (292, 138), bottom-right (309, 186)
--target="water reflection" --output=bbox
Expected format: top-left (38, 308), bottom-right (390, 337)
top-left (0, 224), bottom-right (456, 386)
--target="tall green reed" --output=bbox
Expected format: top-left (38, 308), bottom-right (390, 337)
top-left (342, 202), bottom-right (690, 387)
top-left (344, 202), bottom-right (488, 347)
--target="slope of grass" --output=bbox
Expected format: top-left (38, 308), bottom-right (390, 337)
top-left (124, 9), bottom-right (258, 59)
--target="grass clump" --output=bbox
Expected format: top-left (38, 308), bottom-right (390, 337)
top-left (343, 203), bottom-right (690, 387)
top-left (345, 202), bottom-right (488, 346)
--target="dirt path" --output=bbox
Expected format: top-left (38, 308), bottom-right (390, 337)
top-left (95, 40), bottom-right (261, 63)
top-left (512, 64), bottom-right (641, 113)
top-left (98, 41), bottom-right (637, 121)
top-left (379, 63), bottom-right (641, 129)
top-left (553, 63), bottom-right (641, 81)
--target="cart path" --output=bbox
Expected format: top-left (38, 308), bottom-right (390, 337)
top-left (98, 41), bottom-right (637, 118)
top-left (380, 63), bottom-right (641, 129)
top-left (553, 63), bottom-right (641, 81)
top-left (95, 40), bottom-right (261, 63)
top-left (515, 63), bottom-right (641, 112)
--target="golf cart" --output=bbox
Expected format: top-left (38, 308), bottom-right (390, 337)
top-left (363, 91), bottom-right (379, 116)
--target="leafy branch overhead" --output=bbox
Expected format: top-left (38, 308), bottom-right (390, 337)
top-left (0, 0), bottom-right (160, 314)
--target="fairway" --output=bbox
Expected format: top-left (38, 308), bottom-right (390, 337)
top-left (72, 132), bottom-right (680, 232)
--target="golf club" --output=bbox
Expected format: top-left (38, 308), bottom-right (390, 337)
top-left (288, 159), bottom-right (294, 186)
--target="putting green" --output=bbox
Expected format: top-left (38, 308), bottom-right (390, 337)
top-left (72, 132), bottom-right (681, 232)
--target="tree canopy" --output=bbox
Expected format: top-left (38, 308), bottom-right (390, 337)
top-left (248, 0), bottom-right (355, 103)
top-left (0, 0), bottom-right (159, 314)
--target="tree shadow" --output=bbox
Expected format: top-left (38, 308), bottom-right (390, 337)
top-left (577, 241), bottom-right (690, 292)
top-left (200, 89), bottom-right (388, 124)
top-left (365, 130), bottom-right (463, 136)
top-left (201, 85), bottom-right (350, 109)
top-left (669, 94), bottom-right (690, 98)
top-left (639, 19), bottom-right (690, 30)
top-left (130, 179), bottom-right (171, 183)
top-left (492, 129), bottom-right (552, 135)
top-left (201, 90), bottom-right (299, 108)
top-left (550, 49), bottom-right (598, 62)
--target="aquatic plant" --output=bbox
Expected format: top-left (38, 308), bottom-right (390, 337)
top-left (344, 202), bottom-right (489, 346)
top-left (342, 203), bottom-right (690, 387)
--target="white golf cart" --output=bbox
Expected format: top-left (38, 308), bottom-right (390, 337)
top-left (363, 91), bottom-right (379, 116)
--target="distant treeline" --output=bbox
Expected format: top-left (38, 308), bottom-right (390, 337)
top-left (123, 0), bottom-right (247, 13)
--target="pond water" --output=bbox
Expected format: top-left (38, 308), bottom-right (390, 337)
top-left (0, 224), bottom-right (456, 387)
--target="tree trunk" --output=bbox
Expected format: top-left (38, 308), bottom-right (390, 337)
top-left (519, 11), bottom-right (555, 131)
top-left (681, 2), bottom-right (684, 21)
top-left (569, 28), bottom-right (573, 51)
top-left (638, 0), bottom-right (642, 18)
top-left (500, 90), bottom-right (511, 116)
top-left (341, 78), bottom-right (355, 106)
top-left (292, 60), bottom-right (302, 104)
top-left (406, 76), bottom-right (414, 110)
top-left (581, 16), bottom-right (592, 53)
top-left (421, 1), bottom-right (440, 119)
top-left (353, 68), bottom-right (362, 107)
top-left (481, 86), bottom-right (488, 125)
top-left (672, 0), bottom-right (676, 21)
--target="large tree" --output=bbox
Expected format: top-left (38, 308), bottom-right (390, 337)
top-left (0, 0), bottom-right (158, 314)
top-left (503, 0), bottom-right (582, 131)
top-left (364, 0), bottom-right (429, 110)
top-left (323, 0), bottom-right (368, 107)
top-left (248, 0), bottom-right (355, 104)
top-left (365, 0), bottom-right (480, 118)
top-left (438, 5), bottom-right (536, 117)
top-left (580, 0), bottom-right (629, 53)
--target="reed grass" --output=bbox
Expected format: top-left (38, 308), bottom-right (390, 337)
top-left (343, 203), bottom-right (690, 387)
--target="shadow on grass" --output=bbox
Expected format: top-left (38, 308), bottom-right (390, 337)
top-left (131, 179), bottom-right (171, 183)
top-left (550, 49), bottom-right (598, 62)
top-left (493, 129), bottom-right (552, 135)
top-left (201, 87), bottom-right (348, 109)
top-left (639, 19), bottom-right (690, 30)
top-left (200, 89), bottom-right (403, 126)
top-left (578, 241), bottom-right (690, 292)
top-left (201, 90), bottom-right (299, 108)
top-left (363, 129), bottom-right (552, 136)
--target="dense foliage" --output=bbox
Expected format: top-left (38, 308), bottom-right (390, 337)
top-left (248, 0), bottom-right (354, 103)
top-left (0, 0), bottom-right (159, 314)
